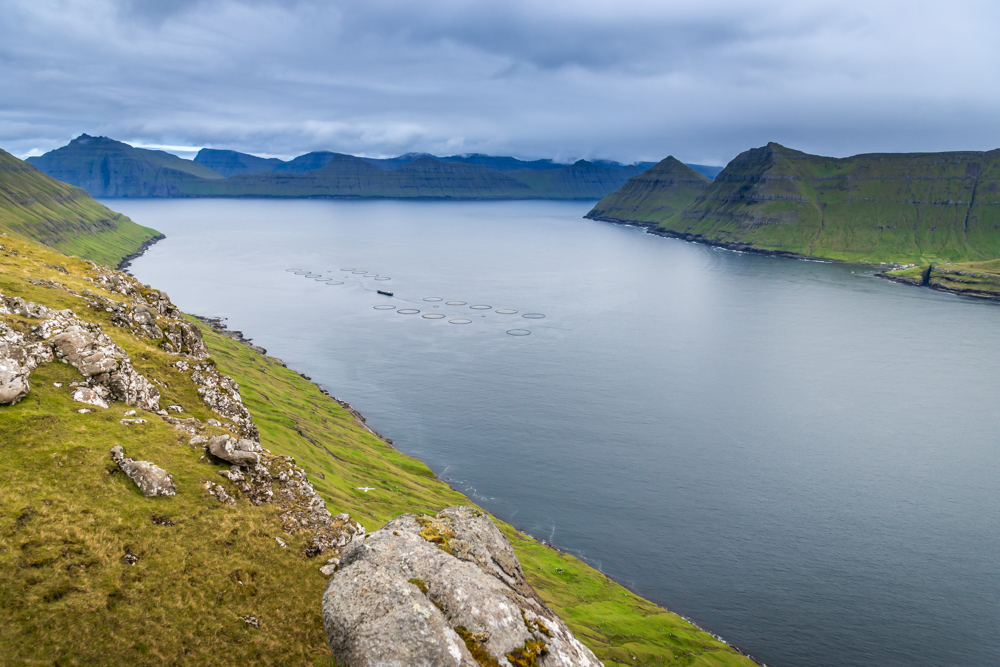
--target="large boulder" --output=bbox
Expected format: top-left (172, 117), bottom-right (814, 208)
top-left (207, 434), bottom-right (261, 466)
top-left (322, 506), bottom-right (602, 667)
top-left (110, 445), bottom-right (176, 497)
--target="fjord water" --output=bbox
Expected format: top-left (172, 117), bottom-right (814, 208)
top-left (114, 198), bottom-right (1000, 667)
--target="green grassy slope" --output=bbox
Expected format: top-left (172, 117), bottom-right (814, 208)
top-left (585, 157), bottom-right (712, 225)
top-left (0, 234), bottom-right (756, 667)
top-left (884, 258), bottom-right (1000, 298)
top-left (589, 143), bottom-right (1000, 265)
top-left (27, 135), bottom-right (223, 197)
top-left (0, 148), bottom-right (160, 267)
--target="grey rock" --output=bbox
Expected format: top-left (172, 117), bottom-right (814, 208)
top-left (203, 480), bottom-right (236, 505)
top-left (110, 445), bottom-right (176, 497)
top-left (0, 354), bottom-right (29, 405)
top-left (323, 506), bottom-right (602, 667)
top-left (71, 386), bottom-right (109, 409)
top-left (207, 434), bottom-right (261, 466)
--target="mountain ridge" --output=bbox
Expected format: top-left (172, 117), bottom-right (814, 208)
top-left (588, 142), bottom-right (1000, 265)
top-left (29, 136), bottom-right (659, 200)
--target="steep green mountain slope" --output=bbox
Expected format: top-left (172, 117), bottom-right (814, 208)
top-left (0, 229), bottom-right (756, 666)
top-left (192, 149), bottom-right (284, 177)
top-left (585, 157), bottom-right (712, 225)
top-left (589, 142), bottom-right (1000, 265)
top-left (28, 135), bottom-right (224, 197)
top-left (0, 148), bottom-right (160, 267)
top-left (35, 138), bottom-right (653, 200)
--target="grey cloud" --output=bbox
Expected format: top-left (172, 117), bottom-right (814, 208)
top-left (2, 0), bottom-right (999, 164)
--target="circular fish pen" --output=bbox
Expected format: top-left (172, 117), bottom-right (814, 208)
top-left (326, 280), bottom-right (345, 285)
top-left (470, 305), bottom-right (492, 310)
top-left (422, 313), bottom-right (446, 319)
top-left (445, 301), bottom-right (467, 306)
top-left (506, 329), bottom-right (531, 336)
top-left (373, 305), bottom-right (396, 310)
top-left (423, 297), bottom-right (443, 302)
top-left (521, 313), bottom-right (546, 319)
top-left (340, 268), bottom-right (355, 271)
top-left (374, 276), bottom-right (391, 281)
top-left (364, 273), bottom-right (379, 277)
top-left (352, 270), bottom-right (367, 274)
top-left (495, 309), bottom-right (518, 314)
top-left (286, 268), bottom-right (303, 272)
top-left (449, 318), bottom-right (472, 324)
top-left (397, 309), bottom-right (420, 315)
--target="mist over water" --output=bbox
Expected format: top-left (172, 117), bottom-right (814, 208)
top-left (113, 198), bottom-right (1000, 667)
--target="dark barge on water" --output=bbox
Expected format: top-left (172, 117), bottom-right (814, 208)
top-left (377, 290), bottom-right (394, 296)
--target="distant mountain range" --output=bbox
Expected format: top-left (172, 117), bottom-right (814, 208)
top-left (588, 142), bottom-right (1000, 265)
top-left (27, 135), bottom-right (721, 200)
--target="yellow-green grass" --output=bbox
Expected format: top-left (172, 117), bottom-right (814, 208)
top-left (886, 259), bottom-right (1000, 298)
top-left (0, 148), bottom-right (161, 267)
top-left (0, 234), bottom-right (755, 666)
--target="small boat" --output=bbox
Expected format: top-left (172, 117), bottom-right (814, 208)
top-left (377, 290), bottom-right (394, 297)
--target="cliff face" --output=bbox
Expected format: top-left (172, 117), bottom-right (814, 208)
top-left (509, 160), bottom-right (647, 199)
top-left (192, 149), bottom-right (283, 177)
top-left (0, 148), bottom-right (160, 267)
top-left (589, 142), bottom-right (1000, 264)
top-left (27, 135), bottom-right (224, 197)
top-left (31, 137), bottom-right (656, 200)
top-left (585, 156), bottom-right (711, 225)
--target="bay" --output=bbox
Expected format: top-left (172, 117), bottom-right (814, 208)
top-left (111, 198), bottom-right (1000, 667)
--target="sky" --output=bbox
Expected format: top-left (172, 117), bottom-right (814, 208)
top-left (2, 0), bottom-right (999, 165)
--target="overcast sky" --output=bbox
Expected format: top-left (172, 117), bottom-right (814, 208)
top-left (2, 0), bottom-right (998, 165)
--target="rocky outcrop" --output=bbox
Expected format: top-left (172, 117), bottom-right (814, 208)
top-left (111, 445), bottom-right (176, 497)
top-left (0, 294), bottom-right (158, 409)
top-left (322, 506), bottom-right (601, 667)
top-left (190, 363), bottom-right (259, 442)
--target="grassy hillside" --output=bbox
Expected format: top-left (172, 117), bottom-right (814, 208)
top-left (28, 135), bottom-right (223, 197)
top-left (0, 148), bottom-right (160, 267)
top-left (0, 233), bottom-right (756, 666)
top-left (586, 157), bottom-right (712, 225)
top-left (589, 142), bottom-right (1000, 265)
top-left (883, 259), bottom-right (1000, 299)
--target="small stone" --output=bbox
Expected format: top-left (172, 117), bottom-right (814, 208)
top-left (274, 537), bottom-right (287, 548)
top-left (72, 386), bottom-right (109, 409)
top-left (319, 564), bottom-right (337, 576)
top-left (206, 418), bottom-right (222, 427)
top-left (53, 382), bottom-right (62, 388)
top-left (77, 408), bottom-right (92, 414)
top-left (124, 409), bottom-right (136, 416)
top-left (119, 418), bottom-right (148, 425)
top-left (167, 404), bottom-right (183, 412)
top-left (122, 551), bottom-right (139, 566)
top-left (241, 615), bottom-right (259, 629)
top-left (156, 409), bottom-right (168, 416)
top-left (189, 435), bottom-right (207, 447)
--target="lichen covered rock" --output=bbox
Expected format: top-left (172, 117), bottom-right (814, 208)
top-left (111, 445), bottom-right (176, 497)
top-left (322, 506), bottom-right (601, 667)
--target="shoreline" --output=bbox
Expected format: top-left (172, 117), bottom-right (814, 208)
top-left (190, 307), bottom-right (763, 666)
top-left (586, 214), bottom-right (890, 267)
top-left (116, 232), bottom-right (166, 272)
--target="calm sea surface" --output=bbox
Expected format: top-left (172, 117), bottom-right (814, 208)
top-left (111, 198), bottom-right (1000, 667)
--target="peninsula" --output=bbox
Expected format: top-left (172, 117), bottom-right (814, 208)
top-left (588, 142), bottom-right (1000, 297)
